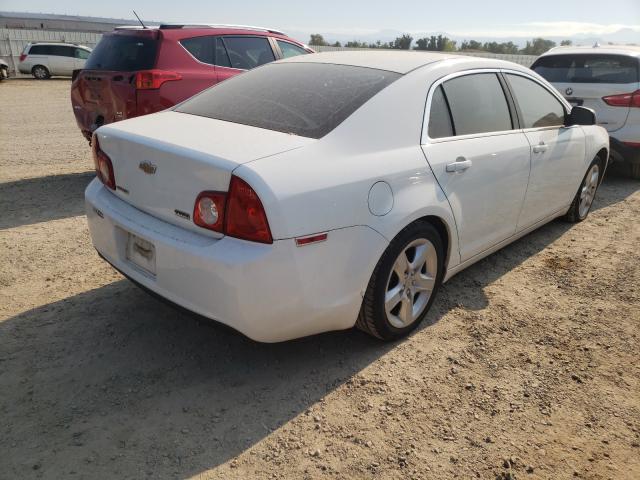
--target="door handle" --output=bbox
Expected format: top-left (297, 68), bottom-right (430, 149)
top-left (532, 142), bottom-right (548, 154)
top-left (446, 157), bottom-right (473, 173)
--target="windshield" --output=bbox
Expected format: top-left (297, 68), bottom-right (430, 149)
top-left (84, 33), bottom-right (158, 71)
top-left (175, 63), bottom-right (401, 139)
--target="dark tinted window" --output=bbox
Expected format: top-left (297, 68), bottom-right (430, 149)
top-left (222, 36), bottom-right (275, 69)
top-left (214, 37), bottom-right (231, 67)
top-left (442, 73), bottom-right (512, 136)
top-left (428, 85), bottom-right (454, 138)
top-left (50, 45), bottom-right (75, 57)
top-left (29, 45), bottom-right (52, 55)
top-left (277, 40), bottom-right (307, 58)
top-left (532, 54), bottom-right (639, 84)
top-left (181, 36), bottom-right (214, 64)
top-left (176, 63), bottom-right (401, 138)
top-left (84, 34), bottom-right (158, 71)
top-left (507, 74), bottom-right (566, 128)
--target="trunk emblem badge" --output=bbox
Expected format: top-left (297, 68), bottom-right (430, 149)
top-left (139, 161), bottom-right (157, 174)
top-left (565, 87), bottom-right (573, 96)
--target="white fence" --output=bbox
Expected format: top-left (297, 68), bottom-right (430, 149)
top-left (0, 28), bottom-right (538, 75)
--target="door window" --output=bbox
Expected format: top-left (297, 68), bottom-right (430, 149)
top-left (48, 45), bottom-right (75, 57)
top-left (442, 73), bottom-right (512, 136)
top-left (506, 74), bottom-right (566, 128)
top-left (276, 40), bottom-right (308, 58)
top-left (221, 37), bottom-right (275, 70)
top-left (75, 48), bottom-right (90, 59)
top-left (214, 37), bottom-right (231, 68)
top-left (428, 85), bottom-right (454, 138)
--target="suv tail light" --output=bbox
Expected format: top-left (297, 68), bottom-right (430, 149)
top-left (19, 54), bottom-right (27, 62)
top-left (135, 69), bottom-right (182, 90)
top-left (602, 90), bottom-right (640, 108)
top-left (192, 176), bottom-right (273, 244)
top-left (91, 136), bottom-right (116, 190)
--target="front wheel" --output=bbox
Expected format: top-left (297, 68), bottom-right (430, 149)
top-left (564, 159), bottom-right (601, 223)
top-left (357, 221), bottom-right (444, 340)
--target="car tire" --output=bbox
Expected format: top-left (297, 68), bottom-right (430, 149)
top-left (0, 67), bottom-right (7, 80)
top-left (356, 220), bottom-right (444, 340)
top-left (564, 158), bottom-right (602, 223)
top-left (32, 65), bottom-right (50, 80)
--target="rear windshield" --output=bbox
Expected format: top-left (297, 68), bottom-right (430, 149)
top-left (84, 34), bottom-right (158, 71)
top-left (532, 54), bottom-right (639, 84)
top-left (175, 63), bottom-right (401, 138)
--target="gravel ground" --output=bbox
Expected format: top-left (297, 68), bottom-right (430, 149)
top-left (1, 78), bottom-right (639, 480)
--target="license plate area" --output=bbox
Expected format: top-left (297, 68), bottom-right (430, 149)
top-left (567, 98), bottom-right (584, 107)
top-left (126, 233), bottom-right (156, 276)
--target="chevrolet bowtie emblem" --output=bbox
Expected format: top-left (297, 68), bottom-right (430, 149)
top-left (139, 161), bottom-right (157, 174)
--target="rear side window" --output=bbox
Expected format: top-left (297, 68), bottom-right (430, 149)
top-left (506, 74), bottom-right (566, 128)
top-left (277, 40), bottom-right (307, 58)
top-left (84, 34), bottom-right (158, 71)
top-left (532, 54), bottom-right (640, 84)
top-left (428, 85), bottom-right (454, 139)
top-left (181, 36), bottom-right (214, 64)
top-left (175, 63), bottom-right (401, 139)
top-left (222, 37), bottom-right (275, 70)
top-left (442, 73), bottom-right (512, 136)
top-left (50, 45), bottom-right (75, 57)
top-left (29, 45), bottom-right (51, 55)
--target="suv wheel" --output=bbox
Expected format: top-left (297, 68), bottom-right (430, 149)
top-left (32, 65), bottom-right (50, 80)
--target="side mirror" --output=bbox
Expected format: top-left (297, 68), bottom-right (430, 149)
top-left (566, 106), bottom-right (596, 126)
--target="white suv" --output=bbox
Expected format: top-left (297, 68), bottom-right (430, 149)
top-left (18, 42), bottom-right (92, 79)
top-left (532, 45), bottom-right (640, 178)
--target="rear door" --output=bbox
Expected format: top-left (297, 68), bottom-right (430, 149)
top-left (421, 72), bottom-right (532, 262)
top-left (532, 54), bottom-right (640, 133)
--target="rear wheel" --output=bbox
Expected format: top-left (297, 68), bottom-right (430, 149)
top-left (564, 159), bottom-right (601, 223)
top-left (32, 65), bottom-right (49, 80)
top-left (357, 221), bottom-right (444, 340)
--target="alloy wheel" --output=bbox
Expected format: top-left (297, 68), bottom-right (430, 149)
top-left (578, 164), bottom-right (600, 218)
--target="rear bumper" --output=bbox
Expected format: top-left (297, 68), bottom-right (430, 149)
top-left (610, 137), bottom-right (640, 165)
top-left (85, 179), bottom-right (387, 342)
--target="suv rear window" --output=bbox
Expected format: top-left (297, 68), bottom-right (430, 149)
top-left (532, 54), bottom-right (640, 84)
top-left (84, 34), bottom-right (158, 71)
top-left (175, 63), bottom-right (401, 138)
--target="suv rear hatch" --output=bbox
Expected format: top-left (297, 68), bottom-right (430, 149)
top-left (94, 111), bottom-right (313, 236)
top-left (71, 29), bottom-right (160, 139)
top-left (532, 53), bottom-right (640, 133)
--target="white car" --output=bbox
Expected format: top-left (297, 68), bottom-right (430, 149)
top-left (85, 51), bottom-right (609, 342)
top-left (532, 45), bottom-right (640, 178)
top-left (18, 42), bottom-right (92, 79)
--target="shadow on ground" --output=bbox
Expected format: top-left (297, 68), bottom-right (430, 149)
top-left (0, 171), bottom-right (637, 479)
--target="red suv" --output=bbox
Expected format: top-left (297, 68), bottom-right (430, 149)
top-left (71, 24), bottom-right (312, 141)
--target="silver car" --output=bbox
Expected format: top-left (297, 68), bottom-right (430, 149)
top-left (18, 42), bottom-right (92, 79)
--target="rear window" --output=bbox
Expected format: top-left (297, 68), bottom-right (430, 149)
top-left (175, 63), bottom-right (401, 139)
top-left (84, 34), bottom-right (158, 71)
top-left (532, 54), bottom-right (640, 84)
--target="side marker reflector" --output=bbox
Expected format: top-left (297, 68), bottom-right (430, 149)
top-left (295, 233), bottom-right (328, 247)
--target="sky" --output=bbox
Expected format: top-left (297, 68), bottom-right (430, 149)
top-left (2, 0), bottom-right (639, 41)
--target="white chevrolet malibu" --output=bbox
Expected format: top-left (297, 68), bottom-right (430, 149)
top-left (86, 51), bottom-right (609, 342)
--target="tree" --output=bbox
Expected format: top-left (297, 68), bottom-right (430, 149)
top-left (460, 39), bottom-right (482, 51)
top-left (309, 34), bottom-right (327, 46)
top-left (392, 34), bottom-right (413, 50)
top-left (414, 35), bottom-right (455, 51)
top-left (560, 39), bottom-right (573, 46)
top-left (482, 41), bottom-right (519, 54)
top-left (521, 38), bottom-right (556, 55)
top-left (332, 41), bottom-right (342, 47)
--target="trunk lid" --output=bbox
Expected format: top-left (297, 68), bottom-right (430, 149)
top-left (95, 111), bottom-right (313, 236)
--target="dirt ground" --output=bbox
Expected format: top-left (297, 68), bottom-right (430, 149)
top-left (1, 78), bottom-right (639, 480)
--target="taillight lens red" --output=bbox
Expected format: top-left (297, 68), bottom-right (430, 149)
top-left (602, 90), bottom-right (640, 108)
top-left (192, 176), bottom-right (273, 244)
top-left (193, 192), bottom-right (226, 233)
top-left (91, 135), bottom-right (116, 190)
top-left (19, 54), bottom-right (27, 62)
top-left (135, 69), bottom-right (182, 90)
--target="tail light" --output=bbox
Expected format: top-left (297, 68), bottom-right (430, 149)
top-left (135, 69), bottom-right (182, 90)
top-left (602, 90), bottom-right (640, 108)
top-left (19, 54), bottom-right (27, 62)
top-left (192, 176), bottom-right (273, 244)
top-left (91, 136), bottom-right (116, 190)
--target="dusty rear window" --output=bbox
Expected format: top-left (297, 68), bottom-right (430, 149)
top-left (84, 34), bottom-right (158, 71)
top-left (532, 54), bottom-right (639, 84)
top-left (175, 63), bottom-right (401, 138)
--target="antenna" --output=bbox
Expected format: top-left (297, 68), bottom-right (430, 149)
top-left (133, 10), bottom-right (147, 29)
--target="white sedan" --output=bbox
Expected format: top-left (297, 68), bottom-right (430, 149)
top-left (86, 51), bottom-right (609, 342)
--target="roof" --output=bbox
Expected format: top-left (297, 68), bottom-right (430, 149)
top-left (541, 44), bottom-right (640, 58)
top-left (278, 50), bottom-right (460, 74)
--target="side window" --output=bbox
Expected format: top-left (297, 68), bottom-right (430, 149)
top-left (428, 85), bottom-right (454, 139)
top-left (506, 74), bottom-right (566, 128)
top-left (62, 46), bottom-right (76, 57)
top-left (48, 45), bottom-right (70, 57)
top-left (276, 40), bottom-right (307, 58)
top-left (214, 37), bottom-right (231, 68)
top-left (442, 73), bottom-right (512, 136)
top-left (29, 45), bottom-right (51, 55)
top-left (222, 37), bottom-right (275, 70)
top-left (181, 36), bottom-right (214, 64)
top-left (75, 48), bottom-right (90, 60)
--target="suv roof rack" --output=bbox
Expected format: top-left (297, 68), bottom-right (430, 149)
top-left (157, 23), bottom-right (285, 35)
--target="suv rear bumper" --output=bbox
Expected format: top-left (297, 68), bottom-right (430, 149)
top-left (610, 137), bottom-right (640, 165)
